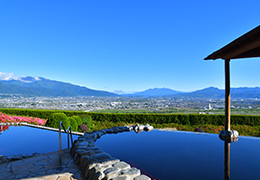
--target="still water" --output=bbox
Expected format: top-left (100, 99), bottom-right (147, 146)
top-left (95, 130), bottom-right (260, 180)
top-left (0, 126), bottom-right (79, 156)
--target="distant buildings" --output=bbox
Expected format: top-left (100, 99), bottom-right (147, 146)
top-left (0, 94), bottom-right (259, 112)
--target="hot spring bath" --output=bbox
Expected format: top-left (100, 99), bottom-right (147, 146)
top-left (94, 130), bottom-right (260, 180)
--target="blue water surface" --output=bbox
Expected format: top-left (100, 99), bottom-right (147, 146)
top-left (0, 126), bottom-right (79, 156)
top-left (95, 130), bottom-right (260, 180)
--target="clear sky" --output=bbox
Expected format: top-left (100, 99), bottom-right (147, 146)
top-left (0, 0), bottom-right (260, 93)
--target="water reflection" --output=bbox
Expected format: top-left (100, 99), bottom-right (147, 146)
top-left (0, 126), bottom-right (80, 155)
top-left (225, 142), bottom-right (230, 180)
top-left (133, 124), bottom-right (153, 134)
top-left (95, 130), bottom-right (260, 179)
top-left (0, 125), bottom-right (10, 135)
top-left (222, 137), bottom-right (238, 180)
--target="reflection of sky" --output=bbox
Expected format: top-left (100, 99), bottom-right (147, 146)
top-left (0, 126), bottom-right (79, 156)
top-left (95, 130), bottom-right (260, 180)
top-left (230, 137), bottom-right (260, 179)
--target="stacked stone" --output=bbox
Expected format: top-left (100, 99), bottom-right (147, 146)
top-left (71, 125), bottom-right (152, 180)
top-left (0, 122), bottom-right (19, 126)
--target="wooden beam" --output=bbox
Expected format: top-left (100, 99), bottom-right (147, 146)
top-left (232, 47), bottom-right (260, 59)
top-left (225, 59), bottom-right (231, 131)
top-left (222, 39), bottom-right (260, 60)
top-left (205, 25), bottom-right (260, 60)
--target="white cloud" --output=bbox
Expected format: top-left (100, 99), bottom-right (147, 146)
top-left (0, 72), bottom-right (15, 80)
top-left (0, 72), bottom-right (41, 82)
top-left (0, 72), bottom-right (42, 83)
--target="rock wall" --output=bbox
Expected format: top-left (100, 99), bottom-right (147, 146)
top-left (72, 124), bottom-right (153, 180)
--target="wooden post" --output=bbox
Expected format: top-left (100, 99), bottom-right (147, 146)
top-left (225, 59), bottom-right (231, 131)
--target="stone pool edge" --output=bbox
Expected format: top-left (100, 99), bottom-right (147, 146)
top-left (0, 122), bottom-right (84, 136)
top-left (72, 124), bottom-right (153, 180)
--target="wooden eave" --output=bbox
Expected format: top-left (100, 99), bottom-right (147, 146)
top-left (205, 25), bottom-right (260, 60)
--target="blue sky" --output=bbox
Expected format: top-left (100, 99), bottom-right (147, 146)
top-left (0, 0), bottom-right (260, 93)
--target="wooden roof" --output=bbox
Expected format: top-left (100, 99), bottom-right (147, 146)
top-left (205, 25), bottom-right (260, 60)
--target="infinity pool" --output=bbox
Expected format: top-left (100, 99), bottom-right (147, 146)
top-left (0, 126), bottom-right (79, 156)
top-left (95, 130), bottom-right (260, 180)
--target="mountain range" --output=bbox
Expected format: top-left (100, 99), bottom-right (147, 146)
top-left (1, 76), bottom-right (260, 99)
top-left (122, 88), bottom-right (182, 97)
top-left (0, 76), bottom-right (116, 97)
top-left (123, 87), bottom-right (260, 99)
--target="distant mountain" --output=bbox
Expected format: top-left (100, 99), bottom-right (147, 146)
top-left (231, 87), bottom-right (260, 99)
top-left (122, 86), bottom-right (260, 99)
top-left (122, 88), bottom-right (183, 97)
top-left (171, 87), bottom-right (225, 98)
top-left (169, 87), bottom-right (260, 99)
top-left (1, 76), bottom-right (260, 98)
top-left (0, 76), bottom-right (116, 97)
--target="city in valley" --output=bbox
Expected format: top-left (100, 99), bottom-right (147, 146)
top-left (0, 94), bottom-right (260, 115)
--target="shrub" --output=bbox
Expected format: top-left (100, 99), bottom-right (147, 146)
top-left (78, 124), bottom-right (89, 133)
top-left (68, 117), bottom-right (77, 131)
top-left (72, 116), bottom-right (82, 126)
top-left (0, 112), bottom-right (47, 125)
top-left (79, 114), bottom-right (92, 130)
top-left (173, 116), bottom-right (180, 124)
top-left (1, 108), bottom-right (260, 127)
top-left (45, 113), bottom-right (70, 129)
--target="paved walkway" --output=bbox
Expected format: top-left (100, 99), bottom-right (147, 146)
top-left (0, 148), bottom-right (83, 180)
